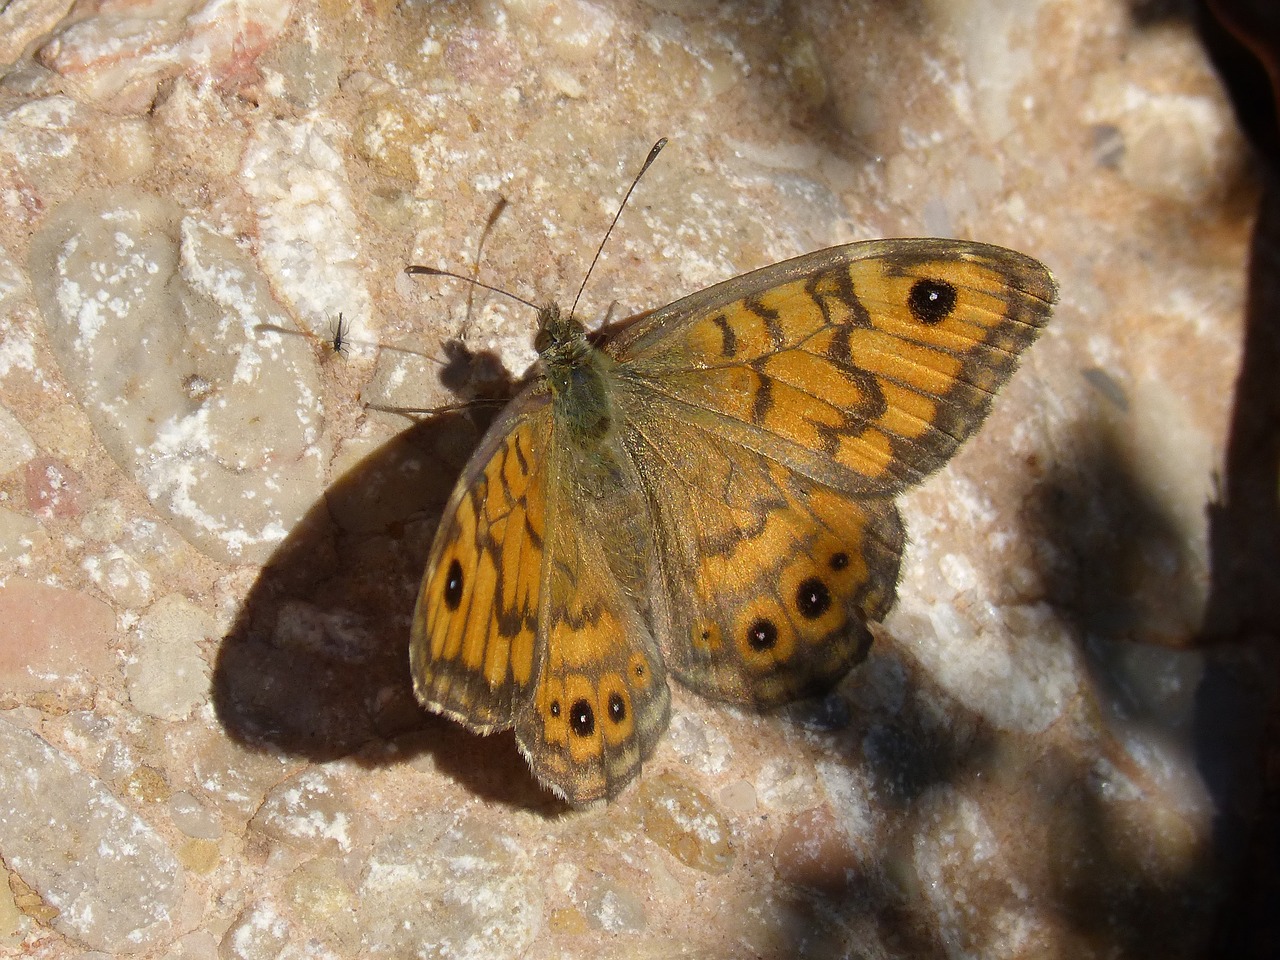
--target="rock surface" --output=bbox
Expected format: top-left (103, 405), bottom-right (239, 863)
top-left (0, 1), bottom-right (1269, 958)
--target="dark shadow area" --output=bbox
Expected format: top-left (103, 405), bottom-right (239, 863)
top-left (855, 673), bottom-right (993, 809)
top-left (1023, 430), bottom-right (1204, 645)
top-left (768, 638), bottom-right (1231, 958)
top-left (1194, 3), bottom-right (1280, 958)
top-left (1016, 350), bottom-right (1276, 960)
top-left (1049, 741), bottom-right (1219, 960)
top-left (1198, 4), bottom-right (1280, 639)
top-left (212, 342), bottom-right (566, 813)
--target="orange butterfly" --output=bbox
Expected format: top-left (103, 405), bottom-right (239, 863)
top-left (409, 145), bottom-right (1057, 805)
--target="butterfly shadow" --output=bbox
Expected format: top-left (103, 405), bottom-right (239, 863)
top-left (211, 339), bottom-right (568, 815)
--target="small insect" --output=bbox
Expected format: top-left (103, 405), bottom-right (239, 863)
top-left (328, 313), bottom-right (352, 356)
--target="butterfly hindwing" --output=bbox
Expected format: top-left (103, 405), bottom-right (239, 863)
top-left (619, 400), bottom-right (904, 705)
top-left (513, 424), bottom-right (671, 804)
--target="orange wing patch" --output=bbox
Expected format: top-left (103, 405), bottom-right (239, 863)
top-left (410, 416), bottom-right (549, 732)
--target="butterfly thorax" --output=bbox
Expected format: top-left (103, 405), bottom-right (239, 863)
top-left (536, 303), bottom-right (616, 449)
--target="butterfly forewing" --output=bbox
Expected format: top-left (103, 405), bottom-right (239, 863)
top-left (410, 394), bottom-right (552, 732)
top-left (611, 239), bottom-right (1056, 496)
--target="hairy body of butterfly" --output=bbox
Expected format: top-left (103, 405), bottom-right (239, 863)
top-left (410, 238), bottom-right (1057, 805)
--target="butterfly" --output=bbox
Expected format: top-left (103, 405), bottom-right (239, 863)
top-left (408, 161), bottom-right (1057, 806)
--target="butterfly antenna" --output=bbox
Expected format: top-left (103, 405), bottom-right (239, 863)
top-left (460, 196), bottom-right (510, 338)
top-left (569, 137), bottom-right (668, 321)
top-left (405, 265), bottom-right (542, 313)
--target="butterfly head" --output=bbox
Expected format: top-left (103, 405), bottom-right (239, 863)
top-left (534, 304), bottom-right (617, 445)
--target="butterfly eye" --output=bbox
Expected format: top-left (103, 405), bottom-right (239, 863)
top-left (907, 277), bottom-right (958, 324)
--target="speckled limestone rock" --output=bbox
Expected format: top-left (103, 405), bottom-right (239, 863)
top-left (637, 772), bottom-right (736, 874)
top-left (356, 815), bottom-right (543, 957)
top-left (0, 0), bottom-right (1269, 957)
top-left (29, 189), bottom-right (327, 565)
top-left (0, 720), bottom-right (185, 952)
top-left (0, 578), bottom-right (118, 700)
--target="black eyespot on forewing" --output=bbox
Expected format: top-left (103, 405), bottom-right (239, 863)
top-left (569, 698), bottom-right (595, 737)
top-left (829, 551), bottom-right (849, 571)
top-left (907, 278), bottom-right (957, 324)
top-left (443, 559), bottom-right (464, 610)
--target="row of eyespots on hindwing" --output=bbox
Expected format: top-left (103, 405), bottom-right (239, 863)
top-left (537, 652), bottom-right (653, 761)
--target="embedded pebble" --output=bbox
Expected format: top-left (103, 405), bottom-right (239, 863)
top-left (121, 763), bottom-right (171, 804)
top-left (637, 773), bottom-right (735, 874)
top-left (664, 711), bottom-right (733, 776)
top-left (578, 875), bottom-right (646, 932)
top-left (170, 928), bottom-right (219, 960)
top-left (0, 869), bottom-right (21, 944)
top-left (0, 507), bottom-right (40, 563)
top-left (271, 598), bottom-right (376, 664)
top-left (773, 805), bottom-right (864, 895)
top-left (83, 543), bottom-right (154, 609)
top-left (250, 766), bottom-right (359, 856)
top-left (717, 779), bottom-right (757, 813)
top-left (29, 190), bottom-right (326, 564)
top-left (0, 94), bottom-right (80, 176)
top-left (0, 404), bottom-right (36, 475)
top-left (168, 791), bottom-right (224, 841)
top-left (125, 595), bottom-right (216, 721)
top-left (23, 455), bottom-right (82, 520)
top-left (894, 599), bottom-right (1079, 734)
top-left (755, 758), bottom-right (819, 812)
top-left (1084, 30), bottom-right (1240, 203)
top-left (0, 719), bottom-right (184, 952)
top-left (922, 0), bottom-right (1043, 141)
top-left (359, 815), bottom-right (543, 957)
top-left (241, 118), bottom-right (374, 344)
top-left (260, 32), bottom-right (344, 109)
top-left (0, 578), bottom-right (118, 699)
top-left (91, 116), bottom-right (157, 183)
top-left (282, 857), bottom-right (360, 951)
top-left (0, 0), bottom-right (75, 66)
top-left (220, 897), bottom-right (291, 960)
top-left (501, 0), bottom-right (616, 61)
top-left (34, 0), bottom-right (292, 106)
top-left (353, 93), bottom-right (437, 183)
top-left (815, 760), bottom-right (875, 839)
top-left (911, 787), bottom-right (1049, 959)
top-left (178, 722), bottom-right (300, 820)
